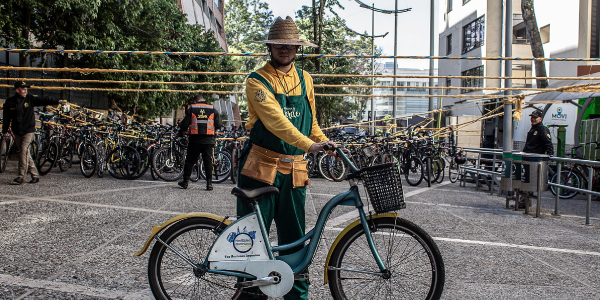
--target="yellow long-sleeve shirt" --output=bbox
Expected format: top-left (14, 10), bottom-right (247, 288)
top-left (245, 62), bottom-right (328, 153)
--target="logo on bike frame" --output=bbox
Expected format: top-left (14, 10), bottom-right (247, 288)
top-left (227, 226), bottom-right (256, 253)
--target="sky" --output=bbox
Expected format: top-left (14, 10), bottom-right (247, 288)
top-left (261, 0), bottom-right (439, 70)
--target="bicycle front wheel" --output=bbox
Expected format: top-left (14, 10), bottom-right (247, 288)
top-left (148, 218), bottom-right (249, 300)
top-left (327, 217), bottom-right (445, 300)
top-left (448, 161), bottom-right (459, 183)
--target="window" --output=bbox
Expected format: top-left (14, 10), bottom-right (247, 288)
top-left (447, 0), bottom-right (453, 13)
top-left (446, 34), bottom-right (452, 55)
top-left (462, 16), bottom-right (485, 54)
top-left (461, 66), bottom-right (484, 93)
top-left (446, 78), bottom-right (452, 95)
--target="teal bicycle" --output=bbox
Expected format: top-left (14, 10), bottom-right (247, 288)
top-left (135, 146), bottom-right (445, 299)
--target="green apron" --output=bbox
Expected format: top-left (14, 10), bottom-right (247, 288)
top-left (237, 67), bottom-right (312, 300)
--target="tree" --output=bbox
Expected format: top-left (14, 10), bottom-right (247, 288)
top-left (521, 0), bottom-right (548, 88)
top-left (296, 5), bottom-right (379, 126)
top-left (2, 0), bottom-right (236, 118)
top-left (225, 0), bottom-right (274, 125)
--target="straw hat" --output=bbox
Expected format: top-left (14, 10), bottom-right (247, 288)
top-left (254, 16), bottom-right (318, 47)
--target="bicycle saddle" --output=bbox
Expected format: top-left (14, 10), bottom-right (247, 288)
top-left (231, 186), bottom-right (279, 202)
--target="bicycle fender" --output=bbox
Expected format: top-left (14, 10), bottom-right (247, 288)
top-left (323, 213), bottom-right (398, 285)
top-left (133, 213), bottom-right (231, 256)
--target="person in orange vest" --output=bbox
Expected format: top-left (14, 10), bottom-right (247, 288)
top-left (177, 94), bottom-right (223, 190)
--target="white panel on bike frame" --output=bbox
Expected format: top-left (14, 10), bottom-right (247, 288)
top-left (210, 260), bottom-right (294, 298)
top-left (208, 214), bottom-right (269, 261)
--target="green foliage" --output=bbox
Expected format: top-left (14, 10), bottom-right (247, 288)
top-left (225, 0), bottom-right (274, 119)
top-left (295, 5), bottom-right (380, 126)
top-left (1, 0), bottom-right (235, 118)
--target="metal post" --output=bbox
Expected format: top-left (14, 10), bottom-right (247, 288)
top-left (475, 156), bottom-right (480, 190)
top-left (503, 0), bottom-right (513, 152)
top-left (370, 5), bottom-right (375, 136)
top-left (428, 0), bottom-right (435, 125)
top-left (536, 164), bottom-right (542, 218)
top-left (427, 156), bottom-right (432, 187)
top-left (554, 163), bottom-right (561, 216)
top-left (392, 0), bottom-right (398, 121)
top-left (586, 166), bottom-right (592, 225)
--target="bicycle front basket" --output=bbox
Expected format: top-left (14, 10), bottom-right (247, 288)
top-left (360, 162), bottom-right (406, 213)
top-left (362, 145), bottom-right (376, 158)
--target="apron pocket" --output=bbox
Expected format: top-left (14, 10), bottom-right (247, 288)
top-left (241, 147), bottom-right (278, 185)
top-left (293, 160), bottom-right (310, 188)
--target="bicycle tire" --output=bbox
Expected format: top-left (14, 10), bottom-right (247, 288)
top-left (199, 150), bottom-right (232, 183)
top-left (79, 143), bottom-right (97, 178)
top-left (231, 148), bottom-right (238, 184)
top-left (190, 162), bottom-right (200, 182)
top-left (317, 152), bottom-right (334, 181)
top-left (96, 141), bottom-right (106, 178)
top-left (148, 218), bottom-right (249, 300)
top-left (129, 146), bottom-right (150, 180)
top-left (107, 146), bottom-right (141, 180)
top-left (152, 147), bottom-right (185, 181)
top-left (432, 159), bottom-right (444, 183)
top-left (550, 170), bottom-right (581, 199)
top-left (327, 217), bottom-right (445, 300)
top-left (404, 157), bottom-right (424, 186)
top-left (306, 152), bottom-right (316, 176)
top-left (324, 154), bottom-right (347, 182)
top-left (0, 138), bottom-right (10, 173)
top-left (448, 160), bottom-right (459, 183)
top-left (37, 142), bottom-right (58, 176)
top-left (58, 139), bottom-right (74, 172)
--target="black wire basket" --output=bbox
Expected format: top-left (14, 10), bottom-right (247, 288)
top-left (360, 162), bottom-right (406, 213)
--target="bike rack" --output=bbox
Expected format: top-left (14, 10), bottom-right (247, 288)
top-left (549, 157), bottom-right (600, 225)
top-left (458, 148), bottom-right (503, 196)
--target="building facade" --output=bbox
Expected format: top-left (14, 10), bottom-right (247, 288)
top-left (362, 61), bottom-right (438, 123)
top-left (438, 0), bottom-right (600, 149)
top-left (177, 0), bottom-right (228, 51)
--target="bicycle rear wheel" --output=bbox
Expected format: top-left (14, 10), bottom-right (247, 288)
top-left (404, 157), bottom-right (424, 186)
top-left (37, 141), bottom-right (58, 176)
top-left (79, 143), bottom-right (97, 178)
top-left (550, 170), bottom-right (581, 199)
top-left (327, 217), bottom-right (445, 300)
top-left (448, 160), bottom-right (459, 183)
top-left (148, 218), bottom-right (249, 300)
top-left (107, 146), bottom-right (141, 180)
top-left (0, 138), bottom-right (11, 173)
top-left (152, 147), bottom-right (185, 181)
top-left (199, 151), bottom-right (232, 183)
top-left (231, 148), bottom-right (238, 184)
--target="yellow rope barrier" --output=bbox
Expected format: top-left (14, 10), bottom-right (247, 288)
top-left (5, 48), bottom-right (600, 62)
top-left (4, 66), bottom-right (600, 81)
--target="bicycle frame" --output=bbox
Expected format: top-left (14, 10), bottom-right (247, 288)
top-left (135, 148), bottom-right (393, 292)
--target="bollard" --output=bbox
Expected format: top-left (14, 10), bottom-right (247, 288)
top-left (553, 163), bottom-right (561, 216)
top-left (536, 164), bottom-right (542, 218)
top-left (586, 167), bottom-right (592, 226)
top-left (502, 151), bottom-right (513, 208)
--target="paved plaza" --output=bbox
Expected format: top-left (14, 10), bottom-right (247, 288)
top-left (0, 160), bottom-right (599, 299)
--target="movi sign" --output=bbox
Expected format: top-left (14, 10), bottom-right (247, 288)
top-left (551, 107), bottom-right (567, 120)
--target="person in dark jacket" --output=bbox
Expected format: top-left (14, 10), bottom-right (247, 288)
top-left (2, 81), bottom-right (65, 184)
top-left (518, 109), bottom-right (554, 208)
top-left (177, 94), bottom-right (222, 190)
top-left (522, 110), bottom-right (554, 156)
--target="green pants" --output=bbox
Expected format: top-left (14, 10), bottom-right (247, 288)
top-left (236, 157), bottom-right (309, 300)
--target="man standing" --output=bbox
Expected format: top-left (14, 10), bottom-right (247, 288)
top-left (2, 81), bottom-right (64, 185)
top-left (237, 16), bottom-right (336, 300)
top-left (519, 109), bottom-right (553, 208)
top-left (523, 110), bottom-right (554, 155)
top-left (177, 94), bottom-right (222, 190)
